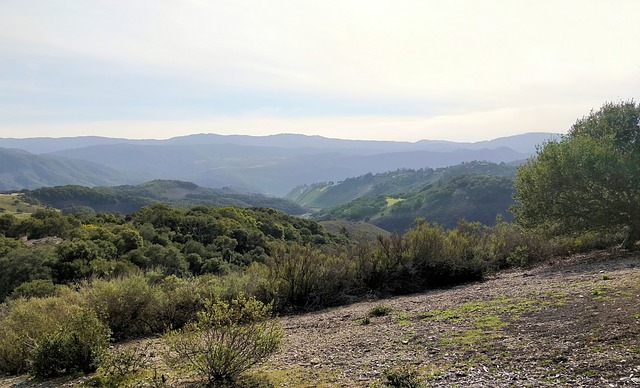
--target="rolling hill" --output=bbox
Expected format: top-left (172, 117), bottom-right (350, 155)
top-left (287, 161), bottom-right (517, 208)
top-left (0, 147), bottom-right (141, 190)
top-left (24, 180), bottom-right (307, 215)
top-left (0, 133), bottom-right (552, 195)
top-left (314, 173), bottom-right (516, 231)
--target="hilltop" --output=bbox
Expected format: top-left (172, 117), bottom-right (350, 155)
top-left (23, 179), bottom-right (307, 215)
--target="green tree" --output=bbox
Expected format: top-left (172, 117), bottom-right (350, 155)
top-left (514, 100), bottom-right (640, 249)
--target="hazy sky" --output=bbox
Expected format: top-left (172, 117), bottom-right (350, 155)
top-left (1, 1), bottom-right (639, 142)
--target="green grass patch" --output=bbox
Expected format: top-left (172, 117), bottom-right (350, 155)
top-left (394, 311), bottom-right (412, 325)
top-left (418, 308), bottom-right (463, 323)
top-left (473, 314), bottom-right (508, 330)
top-left (258, 366), bottom-right (341, 387)
top-left (369, 304), bottom-right (393, 317)
top-left (0, 193), bottom-right (46, 219)
top-left (591, 285), bottom-right (610, 298)
top-left (420, 294), bottom-right (562, 324)
top-left (420, 293), bottom-right (567, 351)
top-left (385, 197), bottom-right (405, 207)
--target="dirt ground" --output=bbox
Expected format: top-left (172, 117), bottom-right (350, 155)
top-left (2, 250), bottom-right (639, 387)
top-left (259, 250), bottom-right (640, 387)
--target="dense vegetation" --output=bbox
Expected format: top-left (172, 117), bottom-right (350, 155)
top-left (0, 104), bottom-right (635, 385)
top-left (315, 173), bottom-right (515, 231)
top-left (0, 199), bottom-right (618, 383)
top-left (0, 204), bottom-right (338, 303)
top-left (515, 100), bottom-right (640, 249)
top-left (287, 161), bottom-right (517, 208)
top-left (22, 179), bottom-right (307, 215)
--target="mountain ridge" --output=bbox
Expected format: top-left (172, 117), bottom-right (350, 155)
top-left (0, 132), bottom-right (555, 195)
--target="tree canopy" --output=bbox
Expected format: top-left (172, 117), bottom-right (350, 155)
top-left (514, 100), bottom-right (640, 249)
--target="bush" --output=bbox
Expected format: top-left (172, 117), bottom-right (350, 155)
top-left (29, 308), bottom-right (110, 378)
top-left (404, 221), bottom-right (486, 288)
top-left (0, 296), bottom-right (110, 377)
top-left (91, 342), bottom-right (166, 387)
top-left (156, 275), bottom-right (204, 330)
top-left (8, 279), bottom-right (57, 300)
top-left (368, 304), bottom-right (392, 317)
top-left (383, 368), bottom-right (422, 388)
top-left (81, 275), bottom-right (164, 340)
top-left (164, 295), bottom-right (283, 385)
top-left (266, 243), bottom-right (356, 311)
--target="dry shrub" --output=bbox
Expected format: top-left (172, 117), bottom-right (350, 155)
top-left (164, 295), bottom-right (282, 385)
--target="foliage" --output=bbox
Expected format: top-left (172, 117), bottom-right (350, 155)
top-left (0, 296), bottom-right (110, 376)
top-left (383, 368), bottom-right (423, 388)
top-left (81, 275), bottom-right (165, 340)
top-left (164, 295), bottom-right (283, 385)
top-left (92, 342), bottom-right (161, 387)
top-left (264, 243), bottom-right (357, 310)
top-left (25, 179), bottom-right (307, 216)
top-left (287, 161), bottom-right (516, 209)
top-left (403, 219), bottom-right (487, 288)
top-left (8, 279), bottom-right (57, 300)
top-left (316, 173), bottom-right (515, 232)
top-left (514, 100), bottom-right (640, 249)
top-left (0, 243), bottom-right (55, 301)
top-left (368, 304), bottom-right (392, 317)
top-left (0, 203), bottom-right (339, 303)
top-left (28, 308), bottom-right (110, 378)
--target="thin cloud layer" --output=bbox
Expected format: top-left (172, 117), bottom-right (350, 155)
top-left (1, 0), bottom-right (639, 141)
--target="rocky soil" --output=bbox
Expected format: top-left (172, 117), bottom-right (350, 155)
top-left (2, 250), bottom-right (639, 387)
top-left (260, 250), bottom-right (640, 387)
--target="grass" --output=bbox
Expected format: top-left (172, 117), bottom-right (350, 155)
top-left (591, 285), bottom-right (610, 298)
top-left (385, 197), bottom-right (405, 207)
top-left (0, 193), bottom-right (46, 219)
top-left (257, 365), bottom-right (342, 387)
top-left (369, 304), bottom-right (393, 317)
top-left (419, 293), bottom-right (566, 352)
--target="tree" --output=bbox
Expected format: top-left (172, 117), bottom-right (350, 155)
top-left (514, 100), bottom-right (640, 249)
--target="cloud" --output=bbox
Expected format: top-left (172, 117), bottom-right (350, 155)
top-left (0, 0), bottom-right (639, 140)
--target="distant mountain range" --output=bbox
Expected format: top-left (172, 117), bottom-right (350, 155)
top-left (0, 132), bottom-right (556, 195)
top-left (0, 147), bottom-right (140, 190)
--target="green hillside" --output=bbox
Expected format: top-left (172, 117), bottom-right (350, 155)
top-left (25, 180), bottom-right (307, 215)
top-left (0, 147), bottom-right (140, 190)
top-left (315, 174), bottom-right (515, 231)
top-left (287, 161), bottom-right (517, 208)
top-left (0, 193), bottom-right (48, 219)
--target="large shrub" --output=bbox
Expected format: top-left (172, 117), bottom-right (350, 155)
top-left (29, 308), bottom-right (110, 378)
top-left (266, 243), bottom-right (356, 310)
top-left (0, 296), bottom-right (110, 376)
top-left (164, 295), bottom-right (283, 385)
top-left (81, 275), bottom-right (164, 340)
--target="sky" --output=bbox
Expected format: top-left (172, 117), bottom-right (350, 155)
top-left (1, 0), bottom-right (639, 142)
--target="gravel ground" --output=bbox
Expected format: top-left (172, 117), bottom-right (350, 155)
top-left (260, 250), bottom-right (640, 387)
top-left (2, 250), bottom-right (639, 387)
